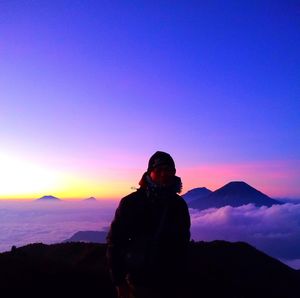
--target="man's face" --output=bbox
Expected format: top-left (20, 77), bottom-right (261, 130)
top-left (149, 165), bottom-right (176, 186)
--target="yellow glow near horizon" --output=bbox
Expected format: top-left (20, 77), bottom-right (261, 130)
top-left (53, 175), bottom-right (135, 200)
top-left (0, 152), bottom-right (65, 199)
top-left (0, 152), bottom-right (135, 200)
top-left (2, 150), bottom-right (299, 200)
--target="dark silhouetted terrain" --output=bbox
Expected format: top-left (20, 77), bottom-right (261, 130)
top-left (0, 241), bottom-right (299, 297)
top-left (63, 231), bottom-right (107, 243)
top-left (188, 181), bottom-right (282, 210)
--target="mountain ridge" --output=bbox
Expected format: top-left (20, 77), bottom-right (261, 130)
top-left (186, 181), bottom-right (282, 210)
top-left (63, 230), bottom-right (107, 243)
top-left (183, 187), bottom-right (212, 202)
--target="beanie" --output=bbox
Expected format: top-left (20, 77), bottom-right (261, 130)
top-left (147, 151), bottom-right (176, 173)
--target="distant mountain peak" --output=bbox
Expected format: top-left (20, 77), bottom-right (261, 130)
top-left (215, 181), bottom-right (268, 197)
top-left (36, 195), bottom-right (61, 201)
top-left (185, 187), bottom-right (212, 193)
top-left (63, 230), bottom-right (107, 243)
top-left (183, 187), bottom-right (212, 202)
top-left (188, 181), bottom-right (282, 210)
top-left (84, 197), bottom-right (97, 201)
top-left (226, 181), bottom-right (248, 185)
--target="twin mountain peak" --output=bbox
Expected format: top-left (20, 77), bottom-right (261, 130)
top-left (183, 181), bottom-right (282, 210)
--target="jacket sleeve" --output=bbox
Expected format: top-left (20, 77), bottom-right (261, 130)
top-left (106, 197), bottom-right (130, 286)
top-left (182, 198), bottom-right (191, 244)
top-left (175, 197), bottom-right (191, 272)
top-left (177, 197), bottom-right (191, 250)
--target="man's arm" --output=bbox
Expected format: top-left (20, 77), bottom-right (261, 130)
top-left (106, 197), bottom-right (129, 286)
top-left (182, 198), bottom-right (191, 244)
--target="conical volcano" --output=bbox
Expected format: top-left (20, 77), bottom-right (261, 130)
top-left (189, 181), bottom-right (282, 210)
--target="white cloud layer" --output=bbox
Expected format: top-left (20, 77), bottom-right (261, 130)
top-left (0, 200), bottom-right (117, 252)
top-left (190, 203), bottom-right (300, 266)
top-left (1, 200), bottom-right (300, 269)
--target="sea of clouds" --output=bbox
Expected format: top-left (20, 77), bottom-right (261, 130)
top-left (190, 203), bottom-right (300, 268)
top-left (0, 200), bottom-right (300, 269)
top-left (0, 200), bottom-right (118, 252)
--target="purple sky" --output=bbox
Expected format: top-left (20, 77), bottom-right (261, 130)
top-left (0, 1), bottom-right (299, 199)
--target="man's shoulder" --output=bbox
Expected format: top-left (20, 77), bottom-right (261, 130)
top-left (174, 194), bottom-right (189, 207)
top-left (119, 189), bottom-right (146, 205)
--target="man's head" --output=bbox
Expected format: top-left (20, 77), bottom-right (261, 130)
top-left (147, 151), bottom-right (176, 186)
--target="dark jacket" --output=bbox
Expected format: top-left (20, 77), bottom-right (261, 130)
top-left (106, 174), bottom-right (191, 287)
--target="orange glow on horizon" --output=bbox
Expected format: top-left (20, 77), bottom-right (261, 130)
top-left (0, 151), bottom-right (299, 200)
top-left (0, 151), bottom-right (140, 200)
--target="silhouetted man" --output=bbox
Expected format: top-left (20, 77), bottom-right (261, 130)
top-left (107, 151), bottom-right (191, 298)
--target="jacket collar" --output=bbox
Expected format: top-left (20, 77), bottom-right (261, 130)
top-left (138, 172), bottom-right (182, 197)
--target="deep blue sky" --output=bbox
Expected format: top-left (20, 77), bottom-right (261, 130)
top-left (0, 1), bottom-right (299, 198)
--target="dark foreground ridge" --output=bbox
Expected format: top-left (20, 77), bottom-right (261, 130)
top-left (0, 241), bottom-right (299, 298)
top-left (63, 230), bottom-right (107, 243)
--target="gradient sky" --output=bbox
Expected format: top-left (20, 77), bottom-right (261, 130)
top-left (0, 1), bottom-right (299, 199)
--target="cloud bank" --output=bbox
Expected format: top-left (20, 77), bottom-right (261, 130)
top-left (1, 200), bottom-right (300, 269)
top-left (0, 200), bottom-right (117, 252)
top-left (190, 203), bottom-right (300, 264)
